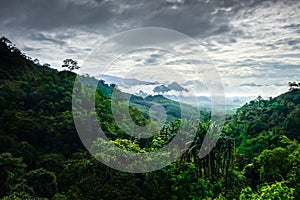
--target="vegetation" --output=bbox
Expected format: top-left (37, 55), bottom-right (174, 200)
top-left (0, 37), bottom-right (299, 199)
top-left (61, 59), bottom-right (80, 71)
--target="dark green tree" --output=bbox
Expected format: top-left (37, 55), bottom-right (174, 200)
top-left (61, 59), bottom-right (80, 71)
top-left (25, 168), bottom-right (58, 199)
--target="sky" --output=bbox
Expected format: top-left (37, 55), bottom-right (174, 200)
top-left (0, 0), bottom-right (300, 98)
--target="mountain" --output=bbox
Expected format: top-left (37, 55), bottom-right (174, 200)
top-left (224, 89), bottom-right (300, 160)
top-left (98, 74), bottom-right (159, 88)
top-left (152, 82), bottom-right (188, 94)
top-left (0, 37), bottom-right (53, 80)
top-left (153, 84), bottom-right (171, 93)
top-left (167, 82), bottom-right (188, 92)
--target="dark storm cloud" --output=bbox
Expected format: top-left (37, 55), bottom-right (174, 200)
top-left (0, 0), bottom-right (242, 38)
top-left (1, 0), bottom-right (285, 47)
top-left (1, 0), bottom-right (292, 39)
top-left (140, 2), bottom-right (226, 37)
top-left (0, 0), bottom-right (115, 31)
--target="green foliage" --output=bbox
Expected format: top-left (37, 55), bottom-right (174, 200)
top-left (1, 38), bottom-right (300, 199)
top-left (257, 147), bottom-right (290, 182)
top-left (224, 90), bottom-right (300, 162)
top-left (0, 153), bottom-right (26, 197)
top-left (25, 168), bottom-right (58, 199)
top-left (36, 153), bottom-right (65, 174)
top-left (1, 192), bottom-right (38, 200)
top-left (239, 182), bottom-right (295, 200)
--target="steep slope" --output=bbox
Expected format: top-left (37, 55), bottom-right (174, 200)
top-left (0, 37), bottom-right (202, 155)
top-left (223, 89), bottom-right (300, 160)
top-left (0, 37), bottom-right (82, 156)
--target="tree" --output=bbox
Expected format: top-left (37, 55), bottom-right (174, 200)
top-left (0, 36), bottom-right (12, 47)
top-left (2, 192), bottom-right (33, 200)
top-left (257, 147), bottom-right (291, 182)
top-left (0, 153), bottom-right (26, 197)
top-left (239, 182), bottom-right (295, 200)
top-left (42, 63), bottom-right (51, 68)
top-left (33, 58), bottom-right (40, 65)
top-left (61, 59), bottom-right (80, 71)
top-left (25, 168), bottom-right (58, 199)
top-left (288, 82), bottom-right (300, 91)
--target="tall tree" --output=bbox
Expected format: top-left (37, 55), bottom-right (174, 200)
top-left (61, 59), bottom-right (80, 71)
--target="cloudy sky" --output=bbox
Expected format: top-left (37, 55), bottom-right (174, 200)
top-left (1, 0), bottom-right (299, 98)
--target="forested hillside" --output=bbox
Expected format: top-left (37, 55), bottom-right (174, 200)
top-left (0, 37), bottom-right (299, 199)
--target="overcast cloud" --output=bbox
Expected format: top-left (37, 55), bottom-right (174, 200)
top-left (0, 0), bottom-right (299, 97)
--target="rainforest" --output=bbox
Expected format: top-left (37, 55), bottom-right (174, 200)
top-left (1, 35), bottom-right (300, 200)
